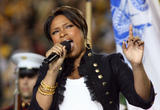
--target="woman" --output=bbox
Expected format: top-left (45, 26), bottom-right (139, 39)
top-left (29, 6), bottom-right (155, 110)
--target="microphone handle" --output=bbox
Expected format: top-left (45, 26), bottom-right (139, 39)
top-left (43, 53), bottom-right (60, 64)
top-left (48, 53), bottom-right (60, 64)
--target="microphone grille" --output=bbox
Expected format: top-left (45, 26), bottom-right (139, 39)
top-left (61, 41), bottom-right (71, 53)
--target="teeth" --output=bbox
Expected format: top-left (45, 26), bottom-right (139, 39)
top-left (66, 40), bottom-right (73, 43)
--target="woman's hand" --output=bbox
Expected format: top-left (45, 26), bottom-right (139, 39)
top-left (122, 25), bottom-right (144, 65)
top-left (46, 43), bottom-right (67, 75)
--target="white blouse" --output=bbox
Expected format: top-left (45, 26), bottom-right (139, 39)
top-left (59, 77), bottom-right (103, 110)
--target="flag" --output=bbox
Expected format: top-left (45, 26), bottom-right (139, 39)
top-left (110, 0), bottom-right (160, 109)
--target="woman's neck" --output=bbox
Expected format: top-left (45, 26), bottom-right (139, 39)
top-left (74, 49), bottom-right (86, 68)
top-left (68, 49), bottom-right (86, 79)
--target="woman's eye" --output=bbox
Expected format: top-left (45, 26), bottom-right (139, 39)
top-left (66, 24), bottom-right (74, 29)
top-left (52, 30), bottom-right (59, 35)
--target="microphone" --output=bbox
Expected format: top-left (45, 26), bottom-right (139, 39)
top-left (43, 40), bottom-right (72, 64)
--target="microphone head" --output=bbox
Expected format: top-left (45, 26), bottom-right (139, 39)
top-left (61, 40), bottom-right (72, 54)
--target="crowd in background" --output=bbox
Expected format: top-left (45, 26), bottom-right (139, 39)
top-left (0, 0), bottom-right (116, 108)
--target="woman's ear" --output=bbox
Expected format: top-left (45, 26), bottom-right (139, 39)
top-left (84, 39), bottom-right (91, 49)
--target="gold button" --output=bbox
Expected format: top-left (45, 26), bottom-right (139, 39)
top-left (98, 75), bottom-right (103, 79)
top-left (22, 102), bottom-right (25, 107)
top-left (59, 67), bottom-right (62, 71)
top-left (88, 52), bottom-right (92, 57)
top-left (109, 101), bottom-right (113, 104)
top-left (106, 91), bottom-right (109, 95)
top-left (102, 82), bottom-right (107, 86)
top-left (93, 63), bottom-right (98, 67)
top-left (95, 69), bottom-right (100, 73)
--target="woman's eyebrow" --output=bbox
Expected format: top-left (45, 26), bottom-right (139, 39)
top-left (51, 23), bottom-right (70, 31)
top-left (63, 23), bottom-right (70, 26)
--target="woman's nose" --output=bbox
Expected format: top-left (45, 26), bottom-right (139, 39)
top-left (60, 32), bottom-right (65, 37)
top-left (59, 30), bottom-right (67, 38)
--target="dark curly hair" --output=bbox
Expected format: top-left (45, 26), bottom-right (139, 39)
top-left (44, 6), bottom-right (88, 42)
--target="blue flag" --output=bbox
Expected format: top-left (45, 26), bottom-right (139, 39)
top-left (110, 0), bottom-right (160, 109)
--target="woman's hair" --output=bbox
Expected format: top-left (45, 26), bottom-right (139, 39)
top-left (44, 6), bottom-right (88, 42)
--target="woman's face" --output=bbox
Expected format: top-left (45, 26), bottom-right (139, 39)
top-left (50, 15), bottom-right (86, 58)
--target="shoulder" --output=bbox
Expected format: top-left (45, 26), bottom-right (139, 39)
top-left (93, 52), bottom-right (126, 73)
top-left (93, 52), bottom-right (124, 62)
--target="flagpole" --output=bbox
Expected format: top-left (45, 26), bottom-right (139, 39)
top-left (86, 0), bottom-right (92, 48)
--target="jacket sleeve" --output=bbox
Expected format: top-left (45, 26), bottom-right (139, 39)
top-left (110, 53), bottom-right (155, 109)
top-left (29, 62), bottom-right (49, 110)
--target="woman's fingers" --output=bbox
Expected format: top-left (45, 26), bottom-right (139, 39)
top-left (129, 24), bottom-right (134, 39)
top-left (126, 35), bottom-right (144, 48)
top-left (54, 44), bottom-right (64, 56)
top-left (122, 41), bottom-right (127, 53)
top-left (46, 43), bottom-right (65, 57)
top-left (138, 41), bottom-right (144, 46)
top-left (124, 25), bottom-right (144, 51)
top-left (62, 46), bottom-right (67, 58)
top-left (133, 36), bottom-right (140, 45)
top-left (138, 41), bottom-right (144, 50)
top-left (127, 25), bottom-right (134, 47)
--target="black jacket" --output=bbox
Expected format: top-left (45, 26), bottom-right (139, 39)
top-left (29, 49), bottom-right (155, 110)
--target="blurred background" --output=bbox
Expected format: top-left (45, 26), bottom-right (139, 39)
top-left (0, 0), bottom-right (116, 108)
